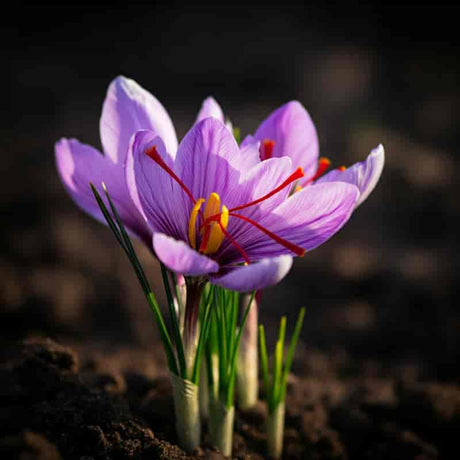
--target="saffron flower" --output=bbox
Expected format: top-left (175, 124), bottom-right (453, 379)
top-left (55, 76), bottom-right (178, 245)
top-left (202, 98), bottom-right (385, 205)
top-left (127, 117), bottom-right (360, 292)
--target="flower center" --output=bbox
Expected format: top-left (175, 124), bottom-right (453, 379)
top-left (188, 193), bottom-right (229, 255)
top-left (145, 145), bottom-right (306, 264)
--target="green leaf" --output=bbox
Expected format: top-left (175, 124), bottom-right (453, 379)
top-left (160, 263), bottom-right (187, 379)
top-left (279, 307), bottom-right (306, 402)
top-left (91, 183), bottom-right (179, 376)
top-left (226, 290), bottom-right (256, 408)
top-left (258, 324), bottom-right (270, 405)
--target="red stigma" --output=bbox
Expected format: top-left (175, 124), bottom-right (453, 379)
top-left (230, 167), bottom-right (304, 213)
top-left (305, 157), bottom-right (331, 185)
top-left (145, 146), bottom-right (196, 204)
top-left (260, 139), bottom-right (276, 160)
top-left (218, 223), bottom-right (251, 264)
top-left (230, 212), bottom-right (306, 257)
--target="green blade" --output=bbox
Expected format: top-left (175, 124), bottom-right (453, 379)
top-left (279, 307), bottom-right (306, 402)
top-left (258, 324), bottom-right (270, 405)
top-left (92, 182), bottom-right (179, 376)
top-left (226, 290), bottom-right (256, 408)
top-left (160, 263), bottom-right (187, 378)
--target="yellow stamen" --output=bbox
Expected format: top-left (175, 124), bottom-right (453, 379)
top-left (200, 193), bottom-right (229, 254)
top-left (203, 205), bottom-right (228, 254)
top-left (188, 198), bottom-right (205, 249)
top-left (203, 193), bottom-right (221, 221)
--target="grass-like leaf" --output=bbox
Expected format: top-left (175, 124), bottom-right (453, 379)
top-left (160, 263), bottom-right (187, 378)
top-left (258, 307), bottom-right (306, 412)
top-left (90, 183), bottom-right (179, 376)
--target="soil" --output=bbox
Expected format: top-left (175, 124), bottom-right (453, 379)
top-left (1, 338), bottom-right (457, 459)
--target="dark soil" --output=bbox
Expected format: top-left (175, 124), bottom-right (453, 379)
top-left (1, 338), bottom-right (458, 459)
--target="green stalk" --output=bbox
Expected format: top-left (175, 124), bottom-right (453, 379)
top-left (258, 324), bottom-right (270, 403)
top-left (237, 294), bottom-right (259, 410)
top-left (160, 263), bottom-right (186, 378)
top-left (199, 360), bottom-right (210, 420)
top-left (209, 397), bottom-right (235, 457)
top-left (267, 402), bottom-right (285, 460)
top-left (205, 288), bottom-right (255, 457)
top-left (183, 278), bottom-right (205, 377)
top-left (92, 184), bottom-right (205, 452)
top-left (259, 307), bottom-right (306, 459)
top-left (226, 290), bottom-right (255, 407)
top-left (91, 184), bottom-right (178, 375)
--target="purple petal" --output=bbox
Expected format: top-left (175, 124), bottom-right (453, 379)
top-left (126, 130), bottom-right (190, 241)
top-left (240, 134), bottom-right (258, 149)
top-left (239, 182), bottom-right (360, 259)
top-left (238, 136), bottom-right (262, 171)
top-left (317, 144), bottom-right (384, 207)
top-left (195, 97), bottom-right (225, 124)
top-left (238, 156), bottom-right (294, 214)
top-left (175, 118), bottom-right (244, 205)
top-left (55, 138), bottom-right (150, 243)
top-left (210, 256), bottom-right (293, 291)
top-left (253, 101), bottom-right (319, 179)
top-left (153, 233), bottom-right (219, 276)
top-left (216, 156), bottom-right (295, 262)
top-left (100, 76), bottom-right (178, 163)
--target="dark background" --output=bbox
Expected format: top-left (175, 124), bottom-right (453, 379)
top-left (2, 2), bottom-right (459, 381)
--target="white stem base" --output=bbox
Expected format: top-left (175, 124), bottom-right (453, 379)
top-left (209, 399), bottom-right (235, 457)
top-left (237, 344), bottom-right (258, 409)
top-left (267, 403), bottom-right (285, 459)
top-left (170, 373), bottom-right (201, 452)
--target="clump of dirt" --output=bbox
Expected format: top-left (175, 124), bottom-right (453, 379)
top-left (1, 337), bottom-right (457, 459)
top-left (0, 338), bottom-right (190, 459)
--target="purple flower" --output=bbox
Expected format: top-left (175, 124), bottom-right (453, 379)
top-left (55, 76), bottom-right (178, 245)
top-left (213, 99), bottom-right (384, 206)
top-left (126, 118), bottom-right (360, 292)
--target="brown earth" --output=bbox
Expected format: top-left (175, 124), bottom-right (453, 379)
top-left (1, 337), bottom-right (457, 459)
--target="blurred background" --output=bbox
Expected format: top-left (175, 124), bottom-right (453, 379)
top-left (2, 2), bottom-right (459, 381)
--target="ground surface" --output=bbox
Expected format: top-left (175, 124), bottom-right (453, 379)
top-left (1, 338), bottom-right (457, 459)
top-left (1, 5), bottom-right (459, 459)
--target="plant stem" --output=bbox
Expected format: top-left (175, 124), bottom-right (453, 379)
top-left (170, 372), bottom-right (201, 452)
top-left (172, 273), bottom-right (187, 334)
top-left (183, 278), bottom-right (205, 377)
top-left (209, 398), bottom-right (235, 457)
top-left (267, 402), bottom-right (285, 460)
top-left (199, 360), bottom-right (209, 420)
top-left (237, 293), bottom-right (258, 410)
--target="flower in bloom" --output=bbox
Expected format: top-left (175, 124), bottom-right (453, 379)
top-left (127, 118), bottom-right (360, 292)
top-left (55, 76), bottom-right (179, 245)
top-left (200, 99), bottom-right (384, 206)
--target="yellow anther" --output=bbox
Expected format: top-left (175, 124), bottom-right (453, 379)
top-left (202, 205), bottom-right (228, 254)
top-left (203, 192), bottom-right (221, 221)
top-left (188, 198), bottom-right (205, 249)
top-left (189, 193), bottom-right (230, 255)
top-left (221, 205), bottom-right (229, 229)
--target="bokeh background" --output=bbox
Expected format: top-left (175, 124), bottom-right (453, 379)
top-left (2, 2), bottom-right (459, 381)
